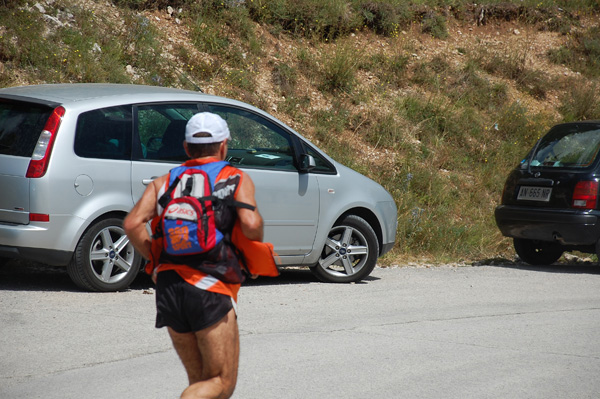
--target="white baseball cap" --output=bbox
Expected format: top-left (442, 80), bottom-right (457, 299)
top-left (185, 112), bottom-right (231, 144)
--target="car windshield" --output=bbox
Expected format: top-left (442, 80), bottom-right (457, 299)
top-left (523, 123), bottom-right (600, 169)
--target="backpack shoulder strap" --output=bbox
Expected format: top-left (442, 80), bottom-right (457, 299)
top-left (216, 197), bottom-right (256, 211)
top-left (158, 173), bottom-right (181, 209)
top-left (199, 161), bottom-right (230, 188)
top-left (166, 161), bottom-right (256, 211)
top-left (158, 162), bottom-right (221, 205)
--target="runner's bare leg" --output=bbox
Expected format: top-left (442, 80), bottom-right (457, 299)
top-left (168, 308), bottom-right (239, 399)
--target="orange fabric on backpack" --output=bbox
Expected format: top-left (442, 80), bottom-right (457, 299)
top-left (231, 220), bottom-right (280, 277)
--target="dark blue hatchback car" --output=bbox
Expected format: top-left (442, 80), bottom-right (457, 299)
top-left (495, 121), bottom-right (600, 265)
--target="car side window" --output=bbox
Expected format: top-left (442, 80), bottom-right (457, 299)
top-left (136, 104), bottom-right (199, 162)
top-left (207, 105), bottom-right (296, 171)
top-left (74, 106), bottom-right (132, 160)
top-left (304, 146), bottom-right (336, 174)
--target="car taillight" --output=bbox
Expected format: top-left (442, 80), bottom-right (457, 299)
top-left (26, 106), bottom-right (65, 178)
top-left (572, 181), bottom-right (599, 209)
top-left (30, 213), bottom-right (50, 222)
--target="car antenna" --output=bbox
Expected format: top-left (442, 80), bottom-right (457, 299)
top-left (183, 74), bottom-right (204, 92)
top-left (172, 63), bottom-right (204, 92)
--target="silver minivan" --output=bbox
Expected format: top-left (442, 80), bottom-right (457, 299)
top-left (0, 84), bottom-right (397, 291)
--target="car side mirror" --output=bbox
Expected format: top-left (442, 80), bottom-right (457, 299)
top-left (299, 154), bottom-right (316, 173)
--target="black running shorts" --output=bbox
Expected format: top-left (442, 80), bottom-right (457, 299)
top-left (155, 270), bottom-right (233, 333)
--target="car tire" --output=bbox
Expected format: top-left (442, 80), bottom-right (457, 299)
top-left (67, 217), bottom-right (141, 292)
top-left (513, 238), bottom-right (563, 265)
top-left (311, 215), bottom-right (379, 283)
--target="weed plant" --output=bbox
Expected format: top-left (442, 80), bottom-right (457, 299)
top-left (476, 47), bottom-right (550, 99)
top-left (362, 50), bottom-right (410, 88)
top-left (548, 26), bottom-right (600, 78)
top-left (420, 11), bottom-right (448, 39)
top-left (320, 43), bottom-right (359, 93)
top-left (559, 78), bottom-right (600, 121)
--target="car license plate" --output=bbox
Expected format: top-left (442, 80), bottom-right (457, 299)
top-left (517, 186), bottom-right (552, 202)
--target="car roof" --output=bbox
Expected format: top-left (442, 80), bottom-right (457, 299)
top-left (0, 83), bottom-right (223, 107)
top-left (0, 83), bottom-right (335, 163)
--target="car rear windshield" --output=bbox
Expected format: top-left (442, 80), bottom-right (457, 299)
top-left (523, 123), bottom-right (600, 169)
top-left (0, 100), bottom-right (54, 157)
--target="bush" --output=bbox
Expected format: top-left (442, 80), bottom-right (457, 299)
top-left (559, 79), bottom-right (600, 121)
top-left (362, 50), bottom-right (409, 88)
top-left (359, 111), bottom-right (401, 149)
top-left (272, 62), bottom-right (298, 97)
top-left (359, 1), bottom-right (413, 36)
top-left (0, 0), bottom-right (27, 7)
top-left (451, 61), bottom-right (508, 110)
top-left (478, 47), bottom-right (550, 98)
top-left (420, 11), bottom-right (448, 39)
top-left (548, 26), bottom-right (600, 77)
top-left (320, 43), bottom-right (359, 93)
top-left (248, 0), bottom-right (362, 40)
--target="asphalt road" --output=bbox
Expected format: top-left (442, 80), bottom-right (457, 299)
top-left (1, 259), bottom-right (599, 399)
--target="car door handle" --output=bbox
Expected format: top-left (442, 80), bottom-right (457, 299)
top-left (142, 177), bottom-right (158, 185)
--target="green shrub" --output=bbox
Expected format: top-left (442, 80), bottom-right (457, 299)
top-left (559, 79), bottom-right (600, 121)
top-left (359, 111), bottom-right (402, 149)
top-left (359, 1), bottom-right (413, 36)
top-left (119, 12), bottom-right (180, 85)
top-left (320, 44), bottom-right (359, 93)
top-left (189, 1), bottom-right (258, 55)
top-left (478, 47), bottom-right (550, 98)
top-left (272, 62), bottom-right (298, 97)
top-left (312, 102), bottom-right (350, 142)
top-left (0, 0), bottom-right (27, 7)
top-left (174, 45), bottom-right (220, 83)
top-left (450, 61), bottom-right (508, 110)
top-left (580, 27), bottom-right (600, 76)
top-left (224, 67), bottom-right (256, 91)
top-left (399, 95), bottom-right (482, 148)
top-left (191, 16), bottom-right (230, 54)
top-left (368, 50), bottom-right (410, 87)
top-left (296, 47), bottom-right (318, 76)
top-left (248, 0), bottom-right (362, 40)
top-left (548, 26), bottom-right (600, 77)
top-left (420, 11), bottom-right (448, 39)
top-left (491, 101), bottom-right (553, 172)
top-left (547, 45), bottom-right (572, 65)
top-left (410, 56), bottom-right (452, 89)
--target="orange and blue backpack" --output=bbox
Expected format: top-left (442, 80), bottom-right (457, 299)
top-left (151, 161), bottom-right (256, 283)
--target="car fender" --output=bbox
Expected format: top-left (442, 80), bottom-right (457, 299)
top-left (303, 165), bottom-right (397, 264)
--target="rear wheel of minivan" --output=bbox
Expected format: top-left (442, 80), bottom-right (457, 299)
top-left (67, 217), bottom-right (142, 292)
top-left (513, 238), bottom-right (564, 266)
top-left (312, 215), bottom-right (379, 283)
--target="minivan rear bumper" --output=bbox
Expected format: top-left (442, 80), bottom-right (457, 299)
top-left (495, 205), bottom-right (600, 245)
top-left (0, 244), bottom-right (72, 265)
top-left (0, 215), bottom-right (83, 266)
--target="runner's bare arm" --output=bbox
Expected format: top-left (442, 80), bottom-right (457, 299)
top-left (124, 177), bottom-right (165, 260)
top-left (235, 172), bottom-right (263, 242)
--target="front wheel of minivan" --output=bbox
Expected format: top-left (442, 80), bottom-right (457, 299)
top-left (311, 215), bottom-right (379, 283)
top-left (67, 217), bottom-right (142, 292)
top-left (513, 238), bottom-right (563, 266)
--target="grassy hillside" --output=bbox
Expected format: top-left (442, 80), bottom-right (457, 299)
top-left (1, 0), bottom-right (599, 264)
